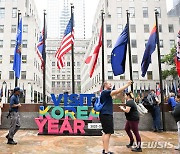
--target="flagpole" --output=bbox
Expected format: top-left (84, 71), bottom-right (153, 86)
top-left (71, 4), bottom-right (75, 94)
top-left (155, 10), bottom-right (166, 131)
top-left (42, 10), bottom-right (46, 107)
top-left (126, 10), bottom-right (133, 91)
top-left (15, 10), bottom-right (21, 87)
top-left (101, 10), bottom-right (105, 86)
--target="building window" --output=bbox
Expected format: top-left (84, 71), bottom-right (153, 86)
top-left (0, 8), bottom-right (5, 18)
top-left (155, 7), bottom-right (161, 18)
top-left (67, 81), bottom-right (70, 87)
top-left (144, 24), bottom-right (149, 33)
top-left (12, 8), bottom-right (17, 18)
top-left (52, 81), bottom-right (55, 87)
top-left (120, 75), bottom-right (125, 80)
top-left (130, 25), bottom-right (136, 33)
top-left (117, 24), bottom-right (123, 33)
top-left (67, 75), bottom-right (70, 79)
top-left (0, 55), bottom-right (2, 63)
top-left (107, 55), bottom-right (111, 63)
top-left (22, 40), bottom-right (27, 48)
top-left (107, 40), bottom-right (112, 48)
top-left (159, 24), bottom-right (162, 33)
top-left (22, 55), bottom-right (27, 63)
top-left (77, 75), bottom-right (80, 80)
top-left (10, 55), bottom-right (14, 63)
top-left (52, 68), bottom-right (55, 73)
top-left (11, 25), bottom-right (17, 33)
top-left (168, 24), bottom-right (174, 33)
top-left (62, 81), bottom-right (65, 87)
top-left (132, 55), bottom-right (138, 63)
top-left (160, 40), bottom-right (163, 48)
top-left (170, 40), bottom-right (175, 48)
top-left (52, 62), bottom-right (55, 66)
top-left (106, 24), bottom-right (111, 33)
top-left (108, 71), bottom-right (113, 79)
top-left (77, 62), bottom-right (80, 66)
top-left (117, 7), bottom-right (122, 17)
top-left (145, 40), bottom-right (148, 47)
top-left (52, 75), bottom-right (55, 80)
top-left (0, 25), bottom-right (4, 33)
top-left (133, 71), bottom-right (139, 79)
top-left (0, 40), bottom-right (3, 48)
top-left (57, 81), bottom-right (60, 87)
top-left (9, 71), bottom-right (14, 80)
top-left (62, 75), bottom-right (65, 79)
top-left (67, 61), bottom-right (70, 66)
top-left (131, 40), bottom-right (137, 48)
top-left (57, 75), bottom-right (60, 79)
top-left (143, 7), bottom-right (148, 18)
top-left (147, 71), bottom-right (153, 80)
top-left (129, 7), bottom-right (135, 18)
top-left (10, 40), bottom-right (15, 48)
top-left (21, 71), bottom-right (26, 79)
top-left (23, 25), bottom-right (28, 33)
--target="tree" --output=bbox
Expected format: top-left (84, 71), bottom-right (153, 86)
top-left (161, 47), bottom-right (177, 79)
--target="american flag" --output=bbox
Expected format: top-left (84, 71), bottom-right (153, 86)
top-left (55, 18), bottom-right (74, 69)
top-left (36, 29), bottom-right (44, 69)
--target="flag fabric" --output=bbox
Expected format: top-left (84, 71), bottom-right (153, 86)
top-left (111, 24), bottom-right (128, 76)
top-left (85, 27), bottom-right (102, 78)
top-left (55, 17), bottom-right (74, 69)
top-left (36, 29), bottom-right (45, 69)
top-left (141, 26), bottom-right (157, 77)
top-left (13, 18), bottom-right (22, 79)
top-left (156, 83), bottom-right (160, 96)
top-left (175, 30), bottom-right (180, 77)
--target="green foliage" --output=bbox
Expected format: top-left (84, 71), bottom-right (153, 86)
top-left (161, 47), bottom-right (177, 79)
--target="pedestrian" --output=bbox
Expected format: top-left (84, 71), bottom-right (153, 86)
top-left (119, 91), bottom-right (142, 152)
top-left (0, 97), bottom-right (2, 125)
top-left (167, 92), bottom-right (177, 110)
top-left (6, 87), bottom-right (21, 145)
top-left (100, 80), bottom-right (132, 154)
top-left (171, 93), bottom-right (180, 150)
top-left (147, 89), bottom-right (162, 132)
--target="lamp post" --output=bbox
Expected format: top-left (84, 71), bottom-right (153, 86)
top-left (2, 81), bottom-right (7, 103)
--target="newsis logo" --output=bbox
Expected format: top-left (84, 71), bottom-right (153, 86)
top-left (137, 142), bottom-right (174, 149)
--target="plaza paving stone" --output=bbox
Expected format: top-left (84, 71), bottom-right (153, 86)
top-left (0, 130), bottom-right (179, 154)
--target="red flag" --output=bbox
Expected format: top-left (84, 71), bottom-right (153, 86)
top-left (55, 18), bottom-right (74, 69)
top-left (156, 83), bottom-right (160, 96)
top-left (175, 30), bottom-right (180, 77)
top-left (85, 27), bottom-right (102, 78)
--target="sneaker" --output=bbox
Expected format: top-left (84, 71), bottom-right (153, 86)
top-left (175, 146), bottom-right (180, 150)
top-left (102, 149), bottom-right (105, 154)
top-left (131, 147), bottom-right (142, 152)
top-left (126, 141), bottom-right (134, 148)
top-left (5, 134), bottom-right (9, 139)
top-left (7, 140), bottom-right (17, 145)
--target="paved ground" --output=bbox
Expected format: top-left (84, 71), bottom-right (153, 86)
top-left (0, 130), bottom-right (179, 154)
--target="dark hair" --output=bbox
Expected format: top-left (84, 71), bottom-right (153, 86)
top-left (177, 93), bottom-right (180, 99)
top-left (125, 91), bottom-right (134, 99)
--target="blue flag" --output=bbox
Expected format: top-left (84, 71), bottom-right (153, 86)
top-left (13, 18), bottom-right (22, 79)
top-left (111, 24), bottom-right (128, 76)
top-left (141, 26), bottom-right (157, 77)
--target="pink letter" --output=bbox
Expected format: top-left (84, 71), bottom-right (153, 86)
top-left (35, 118), bottom-right (47, 133)
top-left (74, 120), bottom-right (85, 134)
top-left (48, 119), bottom-right (59, 134)
top-left (59, 120), bottom-right (73, 134)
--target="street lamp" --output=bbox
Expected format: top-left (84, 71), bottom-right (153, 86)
top-left (2, 81), bottom-right (7, 103)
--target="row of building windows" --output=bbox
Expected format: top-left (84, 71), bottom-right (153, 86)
top-left (52, 74), bottom-right (81, 80)
top-left (4, 71), bottom-right (26, 80)
top-left (107, 71), bottom-right (153, 80)
top-left (52, 61), bottom-right (81, 67)
top-left (0, 40), bottom-right (28, 48)
top-left (116, 7), bottom-right (161, 18)
top-left (106, 39), bottom-right (175, 49)
top-left (0, 7), bottom-right (18, 18)
top-left (0, 25), bottom-right (28, 33)
top-left (0, 55), bottom-right (27, 63)
top-left (106, 24), bottom-right (175, 33)
top-left (52, 81), bottom-right (81, 88)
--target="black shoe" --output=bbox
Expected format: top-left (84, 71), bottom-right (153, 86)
top-left (157, 130), bottom-right (163, 133)
top-left (102, 149), bottom-right (105, 154)
top-left (131, 147), bottom-right (142, 152)
top-left (153, 129), bottom-right (157, 132)
top-left (7, 139), bottom-right (17, 145)
top-left (126, 141), bottom-right (134, 148)
top-left (105, 152), bottom-right (114, 154)
top-left (6, 134), bottom-right (9, 139)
